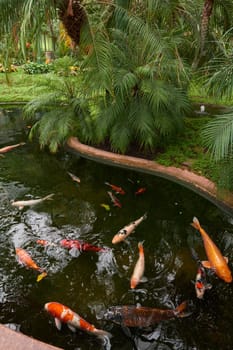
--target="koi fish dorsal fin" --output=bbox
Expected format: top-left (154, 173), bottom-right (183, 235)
top-left (191, 217), bottom-right (201, 231)
top-left (224, 256), bottom-right (229, 264)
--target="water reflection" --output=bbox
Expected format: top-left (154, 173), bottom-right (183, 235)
top-left (1, 108), bottom-right (233, 350)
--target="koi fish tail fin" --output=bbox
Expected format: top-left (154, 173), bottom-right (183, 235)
top-left (143, 212), bottom-right (147, 220)
top-left (37, 271), bottom-right (47, 282)
top-left (191, 216), bottom-right (201, 231)
top-left (175, 301), bottom-right (192, 318)
top-left (104, 182), bottom-right (110, 186)
top-left (44, 194), bottom-right (54, 201)
top-left (138, 241), bottom-right (144, 254)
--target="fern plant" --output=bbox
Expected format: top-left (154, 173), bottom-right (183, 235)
top-left (23, 75), bottom-right (94, 152)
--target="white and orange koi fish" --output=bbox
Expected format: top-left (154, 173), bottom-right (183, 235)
top-left (130, 242), bottom-right (145, 289)
top-left (11, 193), bottom-right (54, 210)
top-left (112, 213), bottom-right (147, 244)
top-left (67, 171), bottom-right (81, 183)
top-left (16, 247), bottom-right (47, 282)
top-left (0, 142), bottom-right (25, 154)
top-left (44, 302), bottom-right (111, 340)
top-left (191, 216), bottom-right (232, 283)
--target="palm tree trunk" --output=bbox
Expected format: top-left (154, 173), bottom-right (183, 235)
top-left (58, 0), bottom-right (86, 45)
top-left (200, 0), bottom-right (214, 55)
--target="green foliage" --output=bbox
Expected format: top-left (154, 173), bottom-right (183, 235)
top-left (23, 75), bottom-right (94, 152)
top-left (52, 56), bottom-right (78, 76)
top-left (23, 62), bottom-right (54, 74)
top-left (201, 111), bottom-right (233, 161)
top-left (156, 116), bottom-right (218, 181)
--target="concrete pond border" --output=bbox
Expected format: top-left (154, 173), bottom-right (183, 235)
top-left (67, 136), bottom-right (233, 216)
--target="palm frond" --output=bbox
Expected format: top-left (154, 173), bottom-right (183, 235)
top-left (201, 111), bottom-right (233, 161)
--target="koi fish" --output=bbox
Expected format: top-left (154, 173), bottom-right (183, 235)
top-left (100, 203), bottom-right (110, 211)
top-left (191, 217), bottom-right (232, 283)
top-left (112, 213), bottom-right (147, 244)
top-left (36, 238), bottom-right (106, 253)
top-left (36, 239), bottom-right (56, 247)
top-left (191, 248), bottom-right (212, 299)
top-left (107, 191), bottom-right (122, 208)
top-left (67, 171), bottom-right (81, 183)
top-left (135, 187), bottom-right (146, 196)
top-left (44, 302), bottom-right (112, 339)
top-left (60, 239), bottom-right (106, 252)
top-left (105, 182), bottom-right (125, 195)
top-left (103, 301), bottom-right (189, 328)
top-left (130, 242), bottom-right (145, 289)
top-left (0, 142), bottom-right (25, 154)
top-left (16, 247), bottom-right (47, 282)
top-left (11, 193), bottom-right (54, 210)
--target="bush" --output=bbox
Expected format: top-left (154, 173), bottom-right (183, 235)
top-left (23, 62), bottom-right (54, 74)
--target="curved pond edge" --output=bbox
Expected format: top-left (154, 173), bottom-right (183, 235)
top-left (67, 137), bottom-right (233, 216)
top-left (0, 324), bottom-right (63, 350)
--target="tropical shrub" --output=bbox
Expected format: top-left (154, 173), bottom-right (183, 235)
top-left (23, 62), bottom-right (54, 74)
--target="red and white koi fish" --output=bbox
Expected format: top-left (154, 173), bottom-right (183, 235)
top-left (135, 187), bottom-right (146, 196)
top-left (11, 193), bottom-right (54, 210)
top-left (112, 213), bottom-right (147, 244)
top-left (44, 302), bottom-right (112, 339)
top-left (103, 301), bottom-right (190, 328)
top-left (194, 264), bottom-right (212, 299)
top-left (0, 142), bottom-right (25, 154)
top-left (60, 239), bottom-right (106, 252)
top-left (16, 247), bottom-right (47, 282)
top-left (36, 239), bottom-right (106, 252)
top-left (107, 191), bottom-right (122, 208)
top-left (105, 182), bottom-right (125, 195)
top-left (191, 248), bottom-right (212, 299)
top-left (191, 217), bottom-right (232, 283)
top-left (67, 171), bottom-right (81, 183)
top-left (130, 242), bottom-right (145, 289)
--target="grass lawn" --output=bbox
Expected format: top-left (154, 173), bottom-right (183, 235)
top-left (0, 68), bottom-right (52, 103)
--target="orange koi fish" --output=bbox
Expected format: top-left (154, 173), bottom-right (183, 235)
top-left (107, 191), bottom-right (122, 208)
top-left (130, 242), bottom-right (145, 289)
top-left (112, 213), bottom-right (147, 244)
top-left (45, 302), bottom-right (112, 340)
top-left (67, 171), bottom-right (81, 183)
top-left (0, 142), bottom-right (25, 154)
top-left (105, 182), bottom-right (125, 195)
top-left (16, 248), bottom-right (47, 282)
top-left (135, 187), bottom-right (146, 196)
top-left (191, 217), bottom-right (232, 283)
top-left (103, 301), bottom-right (189, 328)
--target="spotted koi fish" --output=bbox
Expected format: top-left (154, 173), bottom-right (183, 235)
top-left (45, 302), bottom-right (112, 339)
top-left (112, 213), bottom-right (147, 244)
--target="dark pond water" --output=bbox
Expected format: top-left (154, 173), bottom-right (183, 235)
top-left (1, 107), bottom-right (233, 350)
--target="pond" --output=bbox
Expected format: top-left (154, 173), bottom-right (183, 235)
top-left (0, 107), bottom-right (233, 350)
